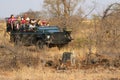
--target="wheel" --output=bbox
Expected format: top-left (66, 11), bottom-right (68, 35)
top-left (14, 35), bottom-right (22, 46)
top-left (14, 38), bottom-right (22, 46)
top-left (36, 40), bottom-right (45, 49)
top-left (10, 33), bottom-right (15, 42)
top-left (36, 40), bottom-right (49, 50)
top-left (57, 45), bottom-right (64, 50)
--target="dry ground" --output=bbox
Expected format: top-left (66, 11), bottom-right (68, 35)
top-left (0, 66), bottom-right (120, 80)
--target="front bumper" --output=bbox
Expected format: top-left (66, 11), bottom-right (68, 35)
top-left (46, 39), bottom-right (71, 45)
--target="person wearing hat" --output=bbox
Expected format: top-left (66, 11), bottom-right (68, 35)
top-left (29, 19), bottom-right (36, 30)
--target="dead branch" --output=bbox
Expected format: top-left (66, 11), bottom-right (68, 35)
top-left (102, 3), bottom-right (120, 19)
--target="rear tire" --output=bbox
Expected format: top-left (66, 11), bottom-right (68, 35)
top-left (36, 40), bottom-right (44, 49)
top-left (14, 35), bottom-right (22, 46)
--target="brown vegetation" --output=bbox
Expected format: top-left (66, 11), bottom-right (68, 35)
top-left (0, 1), bottom-right (120, 80)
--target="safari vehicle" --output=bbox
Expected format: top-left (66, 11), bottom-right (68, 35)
top-left (10, 26), bottom-right (73, 49)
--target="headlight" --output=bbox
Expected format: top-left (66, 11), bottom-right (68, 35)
top-left (47, 35), bottom-right (50, 39)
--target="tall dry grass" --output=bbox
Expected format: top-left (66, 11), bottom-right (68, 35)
top-left (0, 21), bottom-right (120, 80)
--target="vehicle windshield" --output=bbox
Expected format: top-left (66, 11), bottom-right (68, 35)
top-left (44, 29), bottom-right (60, 33)
top-left (37, 27), bottom-right (60, 33)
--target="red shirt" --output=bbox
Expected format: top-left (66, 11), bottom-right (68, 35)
top-left (21, 19), bottom-right (26, 24)
top-left (42, 20), bottom-right (47, 25)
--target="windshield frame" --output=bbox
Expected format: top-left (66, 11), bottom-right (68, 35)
top-left (37, 26), bottom-right (60, 33)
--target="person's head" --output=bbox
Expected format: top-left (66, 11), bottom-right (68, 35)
top-left (17, 16), bottom-right (21, 21)
top-left (24, 13), bottom-right (27, 16)
top-left (46, 22), bottom-right (49, 26)
top-left (24, 13), bottom-right (28, 18)
top-left (37, 19), bottom-right (41, 24)
top-left (10, 14), bottom-right (14, 18)
top-left (21, 17), bottom-right (24, 20)
top-left (30, 19), bottom-right (36, 25)
top-left (26, 17), bottom-right (30, 21)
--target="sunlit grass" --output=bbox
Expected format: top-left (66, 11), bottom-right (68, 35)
top-left (0, 22), bottom-right (120, 80)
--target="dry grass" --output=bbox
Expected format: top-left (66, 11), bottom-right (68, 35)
top-left (0, 66), bottom-right (120, 80)
top-left (0, 22), bottom-right (120, 80)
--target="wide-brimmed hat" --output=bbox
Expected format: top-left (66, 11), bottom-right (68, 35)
top-left (30, 20), bottom-right (36, 24)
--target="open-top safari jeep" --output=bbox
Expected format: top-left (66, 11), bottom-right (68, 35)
top-left (5, 17), bottom-right (73, 49)
top-left (9, 26), bottom-right (73, 49)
